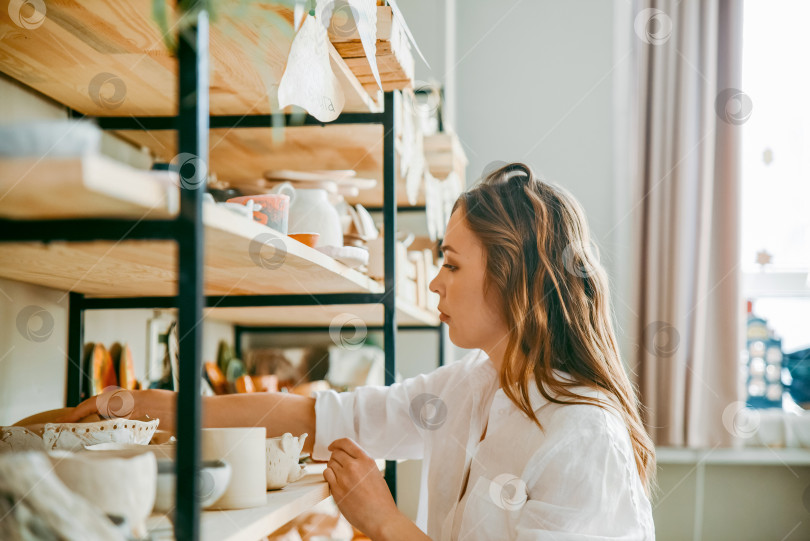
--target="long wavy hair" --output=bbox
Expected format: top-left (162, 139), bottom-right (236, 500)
top-left (453, 162), bottom-right (656, 495)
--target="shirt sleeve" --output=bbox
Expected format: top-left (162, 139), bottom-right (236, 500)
top-left (514, 408), bottom-right (654, 541)
top-left (311, 360), bottom-right (466, 461)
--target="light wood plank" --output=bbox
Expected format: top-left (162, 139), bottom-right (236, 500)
top-left (0, 199), bottom-right (383, 297)
top-left (0, 0), bottom-right (376, 115)
top-left (0, 155), bottom-right (177, 219)
top-left (207, 297), bottom-right (440, 327)
top-left (147, 468), bottom-right (330, 541)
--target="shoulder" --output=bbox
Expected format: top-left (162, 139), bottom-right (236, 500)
top-left (532, 388), bottom-right (635, 465)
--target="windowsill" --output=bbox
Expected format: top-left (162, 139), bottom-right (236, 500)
top-left (656, 446), bottom-right (810, 466)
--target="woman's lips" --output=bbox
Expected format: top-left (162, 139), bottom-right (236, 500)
top-left (439, 311), bottom-right (450, 323)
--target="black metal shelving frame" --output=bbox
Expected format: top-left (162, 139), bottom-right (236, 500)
top-left (0, 7), bottom-right (446, 541)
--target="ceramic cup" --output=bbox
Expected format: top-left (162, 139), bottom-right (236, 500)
top-left (202, 427), bottom-right (266, 509)
top-left (154, 458), bottom-right (232, 512)
top-left (227, 193), bottom-right (291, 234)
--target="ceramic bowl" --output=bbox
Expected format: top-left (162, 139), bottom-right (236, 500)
top-left (0, 426), bottom-right (44, 453)
top-left (83, 442), bottom-right (176, 460)
top-left (266, 433), bottom-right (308, 490)
top-left (154, 458), bottom-right (232, 513)
top-left (48, 449), bottom-right (156, 539)
top-left (43, 418), bottom-right (159, 451)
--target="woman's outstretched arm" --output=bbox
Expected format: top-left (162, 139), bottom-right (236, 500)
top-left (60, 389), bottom-right (317, 454)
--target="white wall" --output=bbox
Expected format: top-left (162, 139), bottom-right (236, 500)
top-left (0, 75), bottom-right (233, 425)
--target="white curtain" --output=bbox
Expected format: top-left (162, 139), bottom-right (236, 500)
top-left (627, 0), bottom-right (744, 447)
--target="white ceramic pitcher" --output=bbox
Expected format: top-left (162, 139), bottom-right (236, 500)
top-left (271, 182), bottom-right (343, 248)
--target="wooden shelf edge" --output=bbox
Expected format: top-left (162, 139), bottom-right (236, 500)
top-left (206, 296), bottom-right (440, 328)
top-left (147, 467), bottom-right (331, 541)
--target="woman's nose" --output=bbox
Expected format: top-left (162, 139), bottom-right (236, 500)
top-left (429, 273), bottom-right (441, 295)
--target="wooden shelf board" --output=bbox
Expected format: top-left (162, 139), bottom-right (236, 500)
top-left (0, 200), bottom-right (382, 297)
top-left (0, 154), bottom-right (177, 219)
top-left (424, 132), bottom-right (468, 180)
top-left (208, 297), bottom-right (440, 327)
top-left (147, 467), bottom-right (330, 541)
top-left (113, 123), bottom-right (421, 208)
top-left (0, 0), bottom-right (379, 115)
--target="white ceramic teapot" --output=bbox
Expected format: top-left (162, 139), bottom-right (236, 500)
top-left (271, 183), bottom-right (343, 248)
top-left (265, 432), bottom-right (308, 490)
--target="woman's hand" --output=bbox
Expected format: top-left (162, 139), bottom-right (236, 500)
top-left (56, 389), bottom-right (177, 433)
top-left (324, 438), bottom-right (399, 539)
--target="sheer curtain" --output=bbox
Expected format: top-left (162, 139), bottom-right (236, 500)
top-left (626, 0), bottom-right (744, 447)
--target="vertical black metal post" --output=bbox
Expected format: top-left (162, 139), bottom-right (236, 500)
top-left (382, 91), bottom-right (397, 499)
top-left (438, 325), bottom-right (445, 367)
top-left (175, 9), bottom-right (209, 541)
top-left (66, 292), bottom-right (84, 406)
top-left (233, 325), bottom-right (244, 359)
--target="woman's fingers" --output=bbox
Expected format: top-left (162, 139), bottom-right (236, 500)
top-left (327, 437), bottom-right (363, 459)
top-left (328, 448), bottom-right (354, 469)
top-left (55, 396), bottom-right (98, 422)
top-left (323, 465), bottom-right (337, 487)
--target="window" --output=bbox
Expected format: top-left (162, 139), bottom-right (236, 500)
top-left (741, 0), bottom-right (810, 407)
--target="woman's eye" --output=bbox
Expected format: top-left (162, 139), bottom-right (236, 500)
top-left (442, 264), bottom-right (457, 272)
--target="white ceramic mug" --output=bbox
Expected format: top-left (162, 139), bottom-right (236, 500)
top-left (202, 427), bottom-right (266, 509)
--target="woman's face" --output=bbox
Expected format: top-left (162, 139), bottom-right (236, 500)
top-left (429, 210), bottom-right (509, 354)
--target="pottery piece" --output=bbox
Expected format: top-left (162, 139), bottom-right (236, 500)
top-left (228, 192), bottom-right (291, 233)
top-left (202, 427), bottom-right (266, 509)
top-left (48, 449), bottom-right (157, 539)
top-left (270, 183), bottom-right (343, 248)
top-left (289, 232), bottom-right (320, 248)
top-left (83, 442), bottom-right (176, 460)
top-left (110, 342), bottom-right (137, 391)
top-left (43, 418), bottom-right (159, 451)
top-left (84, 342), bottom-right (117, 396)
top-left (0, 426), bottom-right (44, 453)
top-left (265, 433), bottom-right (308, 490)
top-left (154, 458), bottom-right (232, 513)
top-left (0, 452), bottom-right (127, 541)
top-left (217, 200), bottom-right (255, 220)
top-left (316, 245), bottom-right (369, 269)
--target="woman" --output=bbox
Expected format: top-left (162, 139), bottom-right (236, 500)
top-left (66, 162), bottom-right (656, 540)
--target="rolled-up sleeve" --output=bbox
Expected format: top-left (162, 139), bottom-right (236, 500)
top-left (514, 409), bottom-right (654, 541)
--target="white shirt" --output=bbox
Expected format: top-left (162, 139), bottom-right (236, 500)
top-left (313, 349), bottom-right (655, 541)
